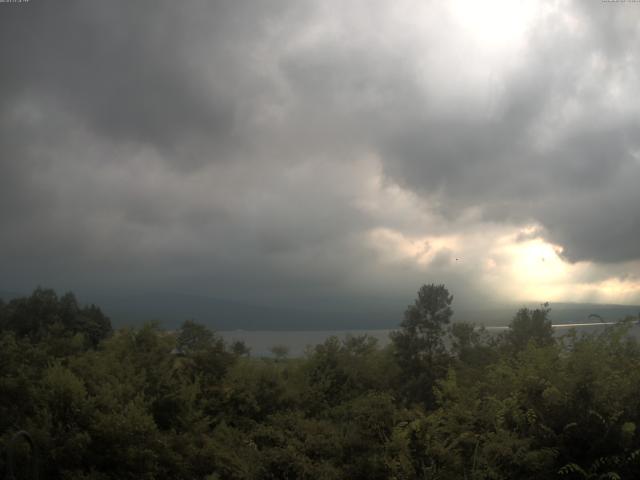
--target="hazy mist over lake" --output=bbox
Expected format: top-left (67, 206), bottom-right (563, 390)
top-left (221, 322), bottom-right (640, 357)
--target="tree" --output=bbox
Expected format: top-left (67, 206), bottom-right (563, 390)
top-left (391, 284), bottom-right (453, 406)
top-left (450, 321), bottom-right (477, 357)
top-left (230, 340), bottom-right (251, 357)
top-left (175, 320), bottom-right (234, 386)
top-left (506, 303), bottom-right (554, 351)
top-left (176, 319), bottom-right (217, 354)
top-left (0, 288), bottom-right (111, 350)
top-left (270, 345), bottom-right (290, 361)
top-left (392, 284), bottom-right (453, 362)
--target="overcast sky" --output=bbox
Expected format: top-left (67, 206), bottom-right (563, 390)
top-left (1, 0), bottom-right (640, 313)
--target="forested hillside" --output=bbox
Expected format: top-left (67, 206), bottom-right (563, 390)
top-left (2, 286), bottom-right (640, 479)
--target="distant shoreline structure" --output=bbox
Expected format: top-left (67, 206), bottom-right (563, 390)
top-left (484, 321), bottom-right (622, 331)
top-left (219, 321), bottom-right (639, 357)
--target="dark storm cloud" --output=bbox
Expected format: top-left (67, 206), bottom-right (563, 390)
top-left (1, 0), bottom-right (639, 309)
top-left (270, 0), bottom-right (640, 263)
top-left (0, 0), bottom-right (298, 158)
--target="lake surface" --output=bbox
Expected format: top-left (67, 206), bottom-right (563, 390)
top-left (220, 322), bottom-right (640, 357)
top-left (219, 329), bottom-right (395, 357)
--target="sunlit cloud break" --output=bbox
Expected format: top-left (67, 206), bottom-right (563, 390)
top-left (1, 0), bottom-right (639, 318)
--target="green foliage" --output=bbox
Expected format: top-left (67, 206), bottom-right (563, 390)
top-left (302, 334), bottom-right (396, 411)
top-left (3, 286), bottom-right (640, 479)
top-left (505, 303), bottom-right (554, 351)
top-left (0, 287), bottom-right (112, 350)
top-left (390, 284), bottom-right (454, 406)
top-left (176, 319), bottom-right (217, 354)
top-left (393, 284), bottom-right (454, 360)
top-left (269, 344), bottom-right (290, 361)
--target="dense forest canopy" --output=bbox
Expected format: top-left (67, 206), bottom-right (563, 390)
top-left (2, 286), bottom-right (640, 479)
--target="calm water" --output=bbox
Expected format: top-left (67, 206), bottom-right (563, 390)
top-left (219, 329), bottom-right (395, 357)
top-left (220, 322), bottom-right (638, 357)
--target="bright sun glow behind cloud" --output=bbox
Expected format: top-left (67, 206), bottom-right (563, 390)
top-left (488, 230), bottom-right (640, 305)
top-left (448, 0), bottom-right (539, 50)
top-left (355, 152), bottom-right (640, 306)
top-left (367, 222), bottom-right (640, 305)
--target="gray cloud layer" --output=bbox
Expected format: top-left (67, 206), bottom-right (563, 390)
top-left (1, 1), bottom-right (639, 309)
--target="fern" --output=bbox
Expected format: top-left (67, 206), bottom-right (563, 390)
top-left (559, 462), bottom-right (588, 477)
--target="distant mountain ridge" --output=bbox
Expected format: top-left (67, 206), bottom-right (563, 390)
top-left (59, 295), bottom-right (640, 331)
top-left (456, 303), bottom-right (640, 328)
top-left (2, 290), bottom-right (638, 330)
top-left (0, 290), bottom-right (26, 301)
top-left (88, 292), bottom-right (402, 331)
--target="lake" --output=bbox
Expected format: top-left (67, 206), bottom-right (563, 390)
top-left (220, 322), bottom-right (640, 357)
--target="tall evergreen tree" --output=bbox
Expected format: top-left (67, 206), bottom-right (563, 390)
top-left (391, 284), bottom-right (453, 406)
